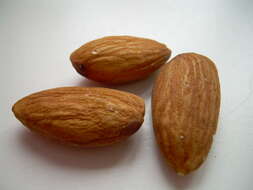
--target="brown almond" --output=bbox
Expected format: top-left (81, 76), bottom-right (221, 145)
top-left (12, 87), bottom-right (145, 147)
top-left (152, 53), bottom-right (220, 175)
top-left (70, 36), bottom-right (171, 84)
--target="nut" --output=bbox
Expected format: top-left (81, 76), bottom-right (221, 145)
top-left (152, 53), bottom-right (220, 175)
top-left (12, 87), bottom-right (145, 147)
top-left (70, 36), bottom-right (171, 84)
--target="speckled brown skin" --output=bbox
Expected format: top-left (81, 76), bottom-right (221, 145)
top-left (70, 36), bottom-right (171, 84)
top-left (12, 87), bottom-right (145, 147)
top-left (152, 53), bottom-right (220, 175)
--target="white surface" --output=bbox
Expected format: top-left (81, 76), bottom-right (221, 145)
top-left (1, 0), bottom-right (253, 189)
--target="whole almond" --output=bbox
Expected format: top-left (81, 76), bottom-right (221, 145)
top-left (70, 36), bottom-right (171, 84)
top-left (152, 53), bottom-right (220, 175)
top-left (12, 87), bottom-right (145, 147)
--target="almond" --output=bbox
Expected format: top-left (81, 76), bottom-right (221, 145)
top-left (12, 87), bottom-right (145, 147)
top-left (70, 36), bottom-right (171, 84)
top-left (152, 53), bottom-right (220, 175)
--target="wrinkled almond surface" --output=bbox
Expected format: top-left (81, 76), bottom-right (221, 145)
top-left (70, 36), bottom-right (171, 84)
top-left (12, 87), bottom-right (145, 147)
top-left (152, 53), bottom-right (220, 175)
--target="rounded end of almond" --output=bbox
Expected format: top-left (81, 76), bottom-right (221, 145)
top-left (12, 104), bottom-right (16, 115)
top-left (69, 51), bottom-right (76, 63)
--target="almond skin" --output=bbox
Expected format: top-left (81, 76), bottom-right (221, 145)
top-left (12, 87), bottom-right (145, 147)
top-left (152, 53), bottom-right (220, 175)
top-left (70, 36), bottom-right (171, 84)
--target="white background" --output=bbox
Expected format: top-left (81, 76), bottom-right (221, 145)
top-left (1, 0), bottom-right (253, 189)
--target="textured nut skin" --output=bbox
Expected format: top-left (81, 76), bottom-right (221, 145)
top-left (152, 53), bottom-right (220, 175)
top-left (12, 87), bottom-right (145, 147)
top-left (70, 36), bottom-right (171, 84)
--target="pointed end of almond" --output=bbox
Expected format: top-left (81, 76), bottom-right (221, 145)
top-left (177, 172), bottom-right (186, 176)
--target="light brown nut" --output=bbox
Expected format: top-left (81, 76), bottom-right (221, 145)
top-left (70, 36), bottom-right (171, 84)
top-left (152, 53), bottom-right (220, 175)
top-left (12, 87), bottom-right (145, 147)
